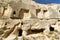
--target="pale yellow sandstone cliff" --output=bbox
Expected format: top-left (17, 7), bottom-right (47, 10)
top-left (0, 0), bottom-right (60, 40)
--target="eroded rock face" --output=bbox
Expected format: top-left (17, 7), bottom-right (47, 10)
top-left (0, 0), bottom-right (60, 40)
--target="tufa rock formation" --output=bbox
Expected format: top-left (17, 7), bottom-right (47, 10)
top-left (0, 0), bottom-right (60, 40)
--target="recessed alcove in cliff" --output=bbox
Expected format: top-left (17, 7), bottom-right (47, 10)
top-left (21, 22), bottom-right (23, 25)
top-left (18, 29), bottom-right (23, 36)
top-left (13, 11), bottom-right (16, 17)
top-left (11, 9), bottom-right (29, 19)
top-left (4, 7), bottom-right (7, 10)
top-left (36, 9), bottom-right (41, 16)
top-left (19, 9), bottom-right (29, 19)
top-left (43, 10), bottom-right (47, 13)
top-left (49, 26), bottom-right (54, 31)
top-left (10, 11), bottom-right (17, 19)
top-left (27, 28), bottom-right (45, 35)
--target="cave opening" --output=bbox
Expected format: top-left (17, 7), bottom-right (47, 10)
top-left (27, 28), bottom-right (45, 35)
top-left (21, 22), bottom-right (23, 25)
top-left (13, 11), bottom-right (16, 15)
top-left (10, 11), bottom-right (18, 19)
top-left (36, 9), bottom-right (41, 16)
top-left (49, 26), bottom-right (54, 31)
top-left (18, 29), bottom-right (23, 36)
top-left (13, 11), bottom-right (16, 17)
top-left (19, 9), bottom-right (29, 19)
top-left (43, 10), bottom-right (47, 13)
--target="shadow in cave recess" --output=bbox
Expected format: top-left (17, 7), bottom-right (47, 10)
top-left (49, 26), bottom-right (54, 31)
top-left (18, 29), bottom-right (23, 36)
top-left (27, 28), bottom-right (45, 35)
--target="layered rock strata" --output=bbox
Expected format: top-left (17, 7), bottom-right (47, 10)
top-left (0, 0), bottom-right (60, 40)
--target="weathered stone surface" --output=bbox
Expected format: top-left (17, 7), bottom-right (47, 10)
top-left (0, 0), bottom-right (60, 40)
top-left (3, 4), bottom-right (13, 17)
top-left (0, 7), bottom-right (4, 16)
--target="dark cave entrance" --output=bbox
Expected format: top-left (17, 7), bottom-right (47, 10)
top-left (18, 29), bottom-right (23, 36)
